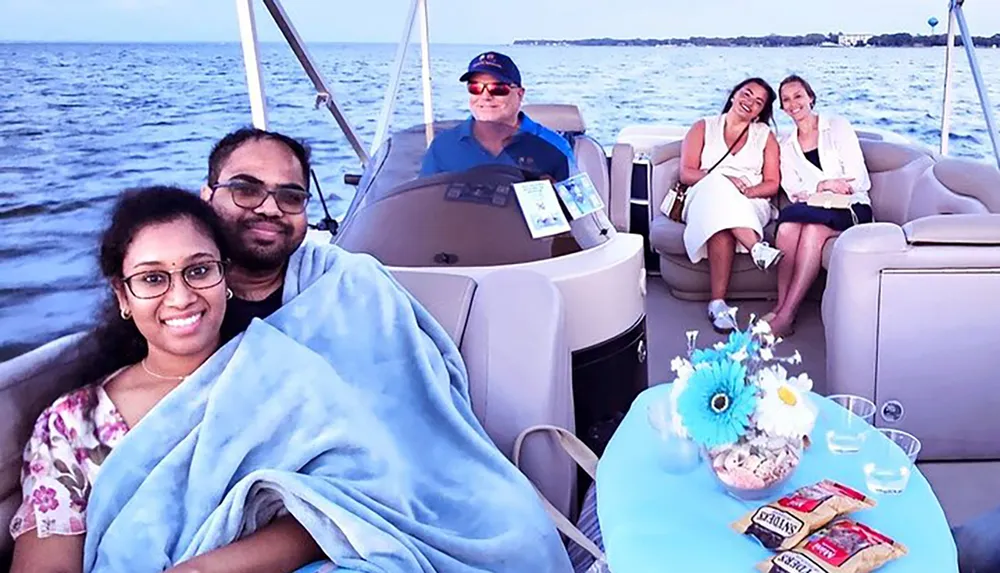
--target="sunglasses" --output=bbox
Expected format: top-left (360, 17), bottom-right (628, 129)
top-left (123, 261), bottom-right (226, 299)
top-left (467, 82), bottom-right (516, 97)
top-left (211, 180), bottom-right (311, 214)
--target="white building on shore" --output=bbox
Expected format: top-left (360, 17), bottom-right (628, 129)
top-left (838, 33), bottom-right (874, 47)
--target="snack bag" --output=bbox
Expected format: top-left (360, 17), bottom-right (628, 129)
top-left (757, 517), bottom-right (908, 573)
top-left (733, 480), bottom-right (876, 551)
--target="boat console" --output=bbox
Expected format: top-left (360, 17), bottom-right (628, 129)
top-left (331, 119), bottom-right (648, 458)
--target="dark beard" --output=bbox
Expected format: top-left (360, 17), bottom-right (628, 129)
top-left (223, 216), bottom-right (297, 272)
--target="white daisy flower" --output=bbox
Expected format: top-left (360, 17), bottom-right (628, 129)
top-left (754, 366), bottom-right (818, 439)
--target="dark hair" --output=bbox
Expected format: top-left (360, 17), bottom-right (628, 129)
top-left (778, 74), bottom-right (817, 109)
top-left (722, 77), bottom-right (777, 126)
top-left (207, 127), bottom-right (312, 189)
top-left (82, 186), bottom-right (230, 383)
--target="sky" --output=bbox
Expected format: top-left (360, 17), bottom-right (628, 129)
top-left (0, 0), bottom-right (998, 44)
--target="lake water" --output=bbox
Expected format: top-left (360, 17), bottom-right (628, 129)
top-left (1, 42), bottom-right (998, 360)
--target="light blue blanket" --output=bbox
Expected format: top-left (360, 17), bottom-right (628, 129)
top-left (83, 243), bottom-right (572, 572)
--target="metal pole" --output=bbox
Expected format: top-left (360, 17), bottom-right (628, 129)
top-left (371, 0), bottom-right (420, 156)
top-left (261, 0), bottom-right (370, 166)
top-left (940, 1), bottom-right (957, 155)
top-left (417, 0), bottom-right (435, 146)
top-left (954, 0), bottom-right (1000, 168)
top-left (235, 0), bottom-right (268, 129)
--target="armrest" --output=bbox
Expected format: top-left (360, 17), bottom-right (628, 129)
top-left (903, 214), bottom-right (1000, 245)
top-left (609, 143), bottom-right (634, 233)
top-left (460, 269), bottom-right (576, 519)
top-left (649, 142), bottom-right (683, 221)
top-left (0, 332), bottom-right (95, 554)
top-left (823, 220), bottom-right (1000, 399)
top-left (649, 140), bottom-right (682, 167)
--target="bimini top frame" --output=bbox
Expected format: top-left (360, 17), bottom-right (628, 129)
top-left (234, 0), bottom-right (436, 168)
top-left (235, 0), bottom-right (1000, 169)
top-left (940, 0), bottom-right (1000, 168)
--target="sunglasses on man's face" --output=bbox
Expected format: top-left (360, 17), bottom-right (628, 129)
top-left (467, 82), bottom-right (515, 97)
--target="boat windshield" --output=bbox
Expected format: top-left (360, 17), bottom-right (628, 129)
top-left (334, 119), bottom-right (615, 267)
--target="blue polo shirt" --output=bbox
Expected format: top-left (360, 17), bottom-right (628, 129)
top-left (419, 113), bottom-right (576, 181)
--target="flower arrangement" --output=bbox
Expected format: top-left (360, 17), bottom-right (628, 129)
top-left (668, 311), bottom-right (819, 497)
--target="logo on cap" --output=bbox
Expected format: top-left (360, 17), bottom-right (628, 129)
top-left (476, 52), bottom-right (503, 70)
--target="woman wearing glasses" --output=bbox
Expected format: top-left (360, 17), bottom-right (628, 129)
top-left (9, 187), bottom-right (323, 573)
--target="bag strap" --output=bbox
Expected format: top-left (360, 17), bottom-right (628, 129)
top-left (704, 121), bottom-right (752, 176)
top-left (513, 425), bottom-right (606, 564)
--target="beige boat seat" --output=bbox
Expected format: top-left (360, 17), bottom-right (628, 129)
top-left (522, 104), bottom-right (634, 232)
top-left (646, 135), bottom-right (939, 300)
top-left (822, 156), bottom-right (1000, 461)
top-left (0, 268), bottom-right (577, 558)
top-left (819, 139), bottom-right (937, 269)
top-left (646, 140), bottom-right (780, 300)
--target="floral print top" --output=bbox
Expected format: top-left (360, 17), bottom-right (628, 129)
top-left (10, 376), bottom-right (130, 540)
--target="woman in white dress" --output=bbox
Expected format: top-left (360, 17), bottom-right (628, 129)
top-left (763, 75), bottom-right (873, 337)
top-left (674, 77), bottom-right (783, 332)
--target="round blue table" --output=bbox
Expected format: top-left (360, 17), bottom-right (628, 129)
top-left (596, 384), bottom-right (958, 572)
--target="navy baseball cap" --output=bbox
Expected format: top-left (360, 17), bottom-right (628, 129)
top-left (459, 51), bottom-right (521, 86)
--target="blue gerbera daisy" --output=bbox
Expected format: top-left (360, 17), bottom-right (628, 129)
top-left (676, 359), bottom-right (758, 448)
top-left (691, 329), bottom-right (759, 364)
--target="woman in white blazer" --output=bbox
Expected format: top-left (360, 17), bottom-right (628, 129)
top-left (763, 75), bottom-right (873, 336)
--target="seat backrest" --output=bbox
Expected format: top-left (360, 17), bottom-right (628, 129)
top-left (647, 140), bottom-right (683, 223)
top-left (0, 333), bottom-right (96, 556)
top-left (860, 139), bottom-right (936, 225)
top-left (608, 143), bottom-right (635, 232)
top-left (396, 269), bottom-right (576, 519)
top-left (0, 268), bottom-right (577, 557)
top-left (522, 103), bottom-right (611, 209)
top-left (647, 136), bottom-right (935, 227)
top-left (906, 156), bottom-right (1000, 220)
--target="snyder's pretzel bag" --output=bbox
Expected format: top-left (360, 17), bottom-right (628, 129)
top-left (757, 517), bottom-right (908, 573)
top-left (733, 480), bottom-right (876, 551)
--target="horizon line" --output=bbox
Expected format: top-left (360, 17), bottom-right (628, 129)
top-left (3, 30), bottom-right (996, 45)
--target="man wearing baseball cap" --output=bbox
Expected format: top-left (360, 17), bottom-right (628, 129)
top-left (419, 51), bottom-right (575, 180)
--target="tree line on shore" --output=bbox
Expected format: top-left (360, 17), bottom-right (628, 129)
top-left (514, 32), bottom-right (1000, 48)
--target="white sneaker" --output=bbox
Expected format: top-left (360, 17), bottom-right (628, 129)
top-left (751, 242), bottom-right (783, 271)
top-left (707, 299), bottom-right (738, 333)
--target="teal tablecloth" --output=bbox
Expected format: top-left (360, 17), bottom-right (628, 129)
top-left (596, 384), bottom-right (958, 572)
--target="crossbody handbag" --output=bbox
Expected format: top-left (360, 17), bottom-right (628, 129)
top-left (806, 191), bottom-right (860, 225)
top-left (662, 122), bottom-right (751, 223)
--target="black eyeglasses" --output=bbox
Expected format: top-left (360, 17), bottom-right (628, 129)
top-left (122, 261), bottom-right (226, 299)
top-left (211, 180), bottom-right (311, 214)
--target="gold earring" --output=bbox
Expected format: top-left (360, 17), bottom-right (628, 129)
top-left (226, 288), bottom-right (233, 300)
top-left (120, 308), bottom-right (132, 320)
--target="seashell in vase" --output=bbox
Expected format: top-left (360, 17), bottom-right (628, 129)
top-left (706, 431), bottom-right (804, 500)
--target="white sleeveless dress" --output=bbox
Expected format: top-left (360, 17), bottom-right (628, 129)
top-left (681, 115), bottom-right (775, 263)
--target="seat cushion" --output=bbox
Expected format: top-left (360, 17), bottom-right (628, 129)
top-left (649, 215), bottom-right (686, 256)
top-left (650, 215), bottom-right (778, 259)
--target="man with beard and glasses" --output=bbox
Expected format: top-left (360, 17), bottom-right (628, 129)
top-left (201, 128), bottom-right (312, 343)
top-left (198, 127), bottom-right (604, 573)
